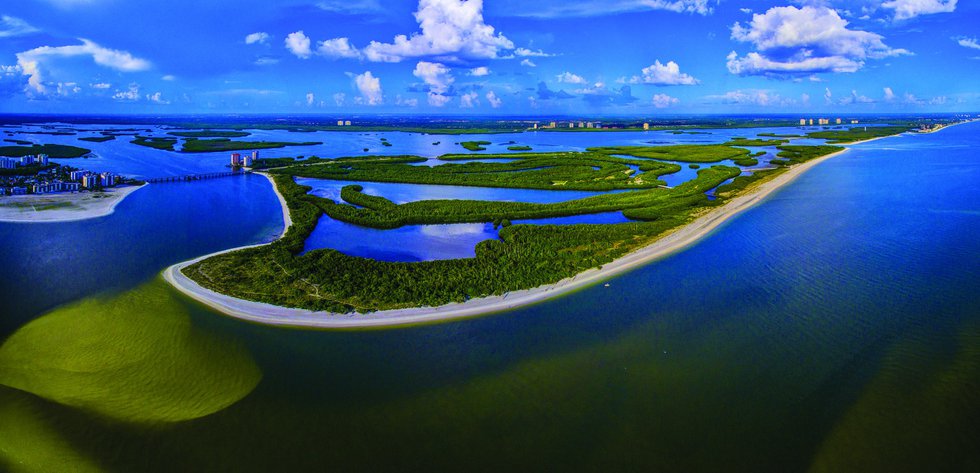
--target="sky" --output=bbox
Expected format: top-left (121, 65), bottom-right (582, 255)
top-left (0, 0), bottom-right (977, 115)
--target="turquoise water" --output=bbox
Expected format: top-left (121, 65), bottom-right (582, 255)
top-left (1, 122), bottom-right (978, 471)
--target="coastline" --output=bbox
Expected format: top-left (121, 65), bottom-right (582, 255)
top-left (0, 184), bottom-right (146, 224)
top-left (163, 139), bottom-right (874, 329)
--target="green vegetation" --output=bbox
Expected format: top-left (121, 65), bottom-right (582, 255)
top-left (713, 145), bottom-right (844, 197)
top-left (805, 126), bottom-right (909, 144)
top-left (168, 131), bottom-right (251, 138)
top-left (180, 139), bottom-right (322, 153)
top-left (508, 145), bottom-right (533, 151)
top-left (79, 135), bottom-right (116, 143)
top-left (0, 279), bottom-right (261, 424)
top-left (689, 164), bottom-right (700, 169)
top-left (724, 138), bottom-right (788, 147)
top-left (758, 133), bottom-right (804, 138)
top-left (0, 144), bottom-right (91, 158)
top-left (131, 136), bottom-right (178, 151)
top-left (183, 143), bottom-right (842, 313)
top-left (3, 139), bottom-right (33, 145)
top-left (588, 145), bottom-right (751, 163)
top-left (461, 141), bottom-right (492, 151)
top-left (274, 152), bottom-right (681, 191)
top-left (733, 158), bottom-right (759, 167)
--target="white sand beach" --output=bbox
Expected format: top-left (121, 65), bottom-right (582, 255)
top-left (0, 184), bottom-right (146, 223)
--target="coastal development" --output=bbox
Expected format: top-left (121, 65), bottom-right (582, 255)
top-left (0, 154), bottom-right (122, 196)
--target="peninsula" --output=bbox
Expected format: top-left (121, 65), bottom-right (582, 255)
top-left (162, 123), bottom-right (928, 328)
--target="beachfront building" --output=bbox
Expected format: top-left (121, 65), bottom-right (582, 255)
top-left (345, 120), bottom-right (352, 126)
top-left (100, 173), bottom-right (117, 187)
top-left (851, 120), bottom-right (859, 124)
top-left (230, 153), bottom-right (242, 167)
top-left (337, 120), bottom-right (344, 126)
top-left (81, 174), bottom-right (100, 189)
top-left (800, 119), bottom-right (807, 126)
top-left (0, 158), bottom-right (16, 169)
top-left (643, 123), bottom-right (650, 130)
top-left (11, 187), bottom-right (27, 195)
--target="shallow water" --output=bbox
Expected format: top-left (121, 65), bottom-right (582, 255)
top-left (1, 122), bottom-right (978, 472)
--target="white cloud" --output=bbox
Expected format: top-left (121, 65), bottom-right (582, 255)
top-left (486, 90), bottom-right (502, 108)
top-left (306, 92), bottom-right (316, 106)
top-left (460, 91), bottom-right (479, 107)
top-left (929, 95), bottom-right (948, 105)
top-left (0, 15), bottom-right (40, 38)
top-left (333, 92), bottom-right (346, 106)
top-left (363, 0), bottom-right (514, 62)
top-left (630, 60), bottom-right (699, 85)
top-left (882, 0), bottom-right (956, 21)
top-left (825, 87), bottom-right (833, 104)
top-left (469, 66), bottom-right (490, 76)
top-left (285, 31), bottom-right (313, 58)
top-left (708, 89), bottom-right (793, 106)
top-left (56, 82), bottom-right (81, 96)
top-left (652, 93), bottom-right (679, 108)
top-left (413, 61), bottom-right (454, 107)
top-left (16, 39), bottom-right (151, 94)
top-left (146, 92), bottom-right (170, 104)
top-left (514, 48), bottom-right (552, 57)
top-left (556, 72), bottom-right (588, 84)
top-left (161, 75), bottom-right (176, 81)
top-left (91, 82), bottom-right (111, 89)
top-left (956, 37), bottom-right (980, 50)
top-left (245, 32), bottom-right (270, 45)
top-left (884, 87), bottom-right (896, 101)
top-left (840, 89), bottom-right (874, 105)
top-left (520, 59), bottom-right (536, 67)
top-left (113, 83), bottom-right (141, 101)
top-left (727, 6), bottom-right (909, 77)
top-left (255, 57), bottom-right (279, 66)
top-left (495, 0), bottom-right (715, 18)
top-left (317, 37), bottom-right (361, 59)
top-left (396, 95), bottom-right (419, 107)
top-left (354, 71), bottom-right (383, 105)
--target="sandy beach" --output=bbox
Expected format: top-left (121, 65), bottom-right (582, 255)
top-left (163, 134), bottom-right (905, 329)
top-left (0, 184), bottom-right (146, 223)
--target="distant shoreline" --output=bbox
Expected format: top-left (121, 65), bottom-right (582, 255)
top-left (0, 184), bottom-right (146, 224)
top-left (164, 130), bottom-right (928, 329)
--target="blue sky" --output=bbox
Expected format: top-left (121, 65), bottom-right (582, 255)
top-left (0, 0), bottom-right (977, 115)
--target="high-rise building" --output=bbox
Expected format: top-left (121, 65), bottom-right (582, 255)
top-left (344, 120), bottom-right (352, 126)
top-left (82, 174), bottom-right (100, 189)
top-left (230, 153), bottom-right (242, 167)
top-left (800, 119), bottom-right (807, 126)
top-left (337, 120), bottom-right (344, 126)
top-left (35, 154), bottom-right (49, 166)
top-left (0, 158), bottom-right (16, 169)
top-left (100, 172), bottom-right (116, 187)
top-left (643, 123), bottom-right (650, 130)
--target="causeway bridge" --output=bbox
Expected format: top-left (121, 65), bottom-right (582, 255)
top-left (145, 170), bottom-right (251, 184)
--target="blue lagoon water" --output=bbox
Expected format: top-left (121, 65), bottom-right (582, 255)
top-left (0, 122), bottom-right (978, 472)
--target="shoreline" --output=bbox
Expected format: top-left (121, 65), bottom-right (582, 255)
top-left (0, 184), bottom-right (146, 224)
top-left (164, 128), bottom-right (938, 329)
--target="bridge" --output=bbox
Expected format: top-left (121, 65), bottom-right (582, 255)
top-left (145, 170), bottom-right (251, 184)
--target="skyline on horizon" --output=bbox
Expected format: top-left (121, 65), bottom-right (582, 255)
top-left (1, 0), bottom-right (977, 115)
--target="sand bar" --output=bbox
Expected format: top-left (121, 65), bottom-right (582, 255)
top-left (0, 184), bottom-right (146, 223)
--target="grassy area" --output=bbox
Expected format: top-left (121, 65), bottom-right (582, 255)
top-left (588, 145), bottom-right (751, 163)
top-left (168, 131), bottom-right (251, 138)
top-left (724, 138), bottom-right (788, 147)
top-left (183, 143), bottom-right (842, 313)
top-left (508, 145), bottom-right (533, 151)
top-left (0, 144), bottom-right (91, 158)
top-left (3, 139), bottom-right (33, 145)
top-left (805, 126), bottom-right (910, 144)
top-left (180, 139), bottom-right (322, 153)
top-left (758, 133), bottom-right (804, 138)
top-left (461, 141), bottom-right (492, 151)
top-left (131, 136), bottom-right (178, 151)
top-left (79, 135), bottom-right (116, 143)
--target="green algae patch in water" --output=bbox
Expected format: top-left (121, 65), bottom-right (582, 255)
top-left (0, 387), bottom-right (102, 473)
top-left (0, 279), bottom-right (262, 424)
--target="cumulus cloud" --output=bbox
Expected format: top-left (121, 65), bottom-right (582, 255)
top-left (306, 92), bottom-right (316, 106)
top-left (285, 31), bottom-right (313, 58)
top-left (536, 82), bottom-right (574, 100)
top-left (91, 82), bottom-right (111, 89)
top-left (354, 71), bottom-right (383, 105)
top-left (362, 0), bottom-right (514, 62)
top-left (884, 87), bottom-right (896, 101)
top-left (56, 82), bottom-right (81, 96)
top-left (16, 39), bottom-right (151, 94)
top-left (459, 91), bottom-right (479, 107)
top-left (413, 61), bottom-right (455, 106)
top-left (486, 90), bottom-right (502, 108)
top-left (955, 37), bottom-right (980, 50)
top-left (245, 32), bottom-right (270, 45)
top-left (514, 48), bottom-right (552, 57)
top-left (112, 83), bottom-right (141, 101)
top-left (882, 0), bottom-right (956, 21)
top-left (333, 92), bottom-right (346, 106)
top-left (396, 95), bottom-right (419, 107)
top-left (840, 89), bottom-right (874, 105)
top-left (316, 0), bottom-right (383, 14)
top-left (652, 93), bottom-right (679, 108)
top-left (520, 59), bottom-right (536, 67)
top-left (469, 66), bottom-right (490, 76)
top-left (556, 72), bottom-right (588, 84)
top-left (0, 15), bottom-right (40, 38)
top-left (317, 37), bottom-right (361, 59)
top-left (629, 60), bottom-right (699, 85)
top-left (707, 89), bottom-right (793, 106)
top-left (146, 91), bottom-right (170, 104)
top-left (727, 6), bottom-right (909, 77)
